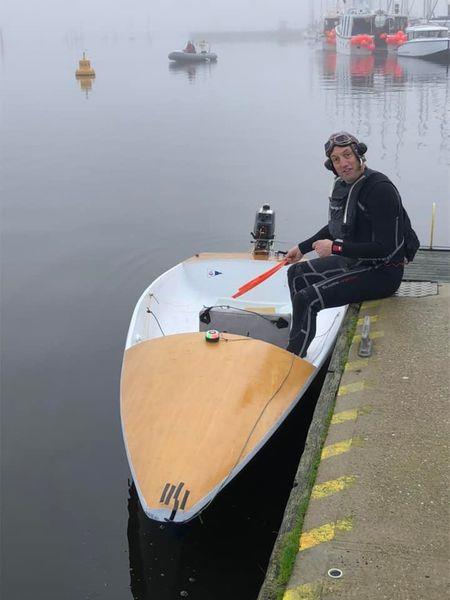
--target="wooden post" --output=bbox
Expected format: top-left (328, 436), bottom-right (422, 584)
top-left (429, 202), bottom-right (436, 250)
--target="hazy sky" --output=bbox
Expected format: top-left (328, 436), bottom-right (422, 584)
top-left (2, 0), bottom-right (448, 37)
top-left (1, 0), bottom-right (311, 36)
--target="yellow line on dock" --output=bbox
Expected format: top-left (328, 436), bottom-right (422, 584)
top-left (357, 315), bottom-right (379, 326)
top-left (321, 438), bottom-right (353, 459)
top-left (338, 381), bottom-right (366, 396)
top-left (283, 582), bottom-right (322, 600)
top-left (331, 408), bottom-right (358, 424)
top-left (361, 300), bottom-right (381, 309)
top-left (345, 358), bottom-right (369, 371)
top-left (311, 475), bottom-right (357, 499)
top-left (284, 582), bottom-right (342, 599)
top-left (299, 517), bottom-right (353, 551)
top-left (352, 330), bottom-right (384, 343)
top-left (331, 406), bottom-right (372, 423)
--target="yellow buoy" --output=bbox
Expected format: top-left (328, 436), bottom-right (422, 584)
top-left (75, 52), bottom-right (95, 78)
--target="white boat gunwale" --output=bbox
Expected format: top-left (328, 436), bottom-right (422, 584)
top-left (120, 252), bottom-right (347, 523)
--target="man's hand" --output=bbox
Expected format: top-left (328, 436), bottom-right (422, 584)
top-left (285, 246), bottom-right (303, 264)
top-left (312, 239), bottom-right (333, 258)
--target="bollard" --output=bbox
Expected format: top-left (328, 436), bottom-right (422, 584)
top-left (358, 315), bottom-right (373, 357)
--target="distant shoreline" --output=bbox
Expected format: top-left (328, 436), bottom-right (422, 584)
top-left (189, 28), bottom-right (306, 43)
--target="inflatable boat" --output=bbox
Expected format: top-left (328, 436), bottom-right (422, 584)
top-left (168, 50), bottom-right (218, 63)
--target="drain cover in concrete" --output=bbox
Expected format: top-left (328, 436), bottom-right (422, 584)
top-left (395, 280), bottom-right (438, 297)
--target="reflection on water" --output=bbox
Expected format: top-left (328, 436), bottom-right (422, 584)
top-left (320, 52), bottom-right (408, 87)
top-left (76, 74), bottom-right (94, 98)
top-left (320, 50), bottom-right (450, 86)
top-left (168, 60), bottom-right (217, 83)
top-left (317, 49), bottom-right (450, 170)
top-left (2, 34), bottom-right (449, 600)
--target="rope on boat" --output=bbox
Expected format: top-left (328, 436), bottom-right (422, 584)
top-left (146, 308), bottom-right (166, 336)
top-left (168, 351), bottom-right (297, 523)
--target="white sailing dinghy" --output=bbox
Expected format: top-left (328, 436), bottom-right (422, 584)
top-left (120, 207), bottom-right (347, 523)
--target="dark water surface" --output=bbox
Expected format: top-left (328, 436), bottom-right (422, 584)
top-left (1, 31), bottom-right (449, 600)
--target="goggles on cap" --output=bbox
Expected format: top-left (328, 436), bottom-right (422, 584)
top-left (324, 132), bottom-right (360, 156)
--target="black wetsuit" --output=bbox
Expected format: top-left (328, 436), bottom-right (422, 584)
top-left (287, 169), bottom-right (405, 357)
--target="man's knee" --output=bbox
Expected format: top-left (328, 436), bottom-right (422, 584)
top-left (288, 262), bottom-right (310, 291)
top-left (287, 263), bottom-right (299, 286)
top-left (293, 286), bottom-right (319, 312)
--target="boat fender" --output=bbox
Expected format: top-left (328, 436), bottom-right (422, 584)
top-left (200, 307), bottom-right (212, 324)
top-left (275, 317), bottom-right (289, 329)
top-left (205, 329), bottom-right (220, 343)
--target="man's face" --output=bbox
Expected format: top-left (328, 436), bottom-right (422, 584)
top-left (330, 145), bottom-right (365, 183)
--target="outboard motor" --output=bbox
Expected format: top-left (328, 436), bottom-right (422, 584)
top-left (251, 204), bottom-right (275, 254)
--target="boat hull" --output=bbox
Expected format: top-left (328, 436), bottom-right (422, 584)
top-left (168, 51), bottom-right (217, 63)
top-left (397, 38), bottom-right (450, 63)
top-left (336, 31), bottom-right (373, 56)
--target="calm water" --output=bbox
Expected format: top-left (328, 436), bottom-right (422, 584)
top-left (1, 31), bottom-right (449, 600)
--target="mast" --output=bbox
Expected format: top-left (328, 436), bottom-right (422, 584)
top-left (353, 0), bottom-right (371, 9)
top-left (309, 0), bottom-right (315, 28)
top-left (423, 0), bottom-right (439, 18)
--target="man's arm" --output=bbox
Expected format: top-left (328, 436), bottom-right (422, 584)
top-left (298, 225), bottom-right (330, 254)
top-left (286, 225), bottom-right (330, 263)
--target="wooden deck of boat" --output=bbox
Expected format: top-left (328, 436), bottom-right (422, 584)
top-left (121, 333), bottom-right (315, 518)
top-left (184, 249), bottom-right (450, 280)
top-left (184, 252), bottom-right (282, 262)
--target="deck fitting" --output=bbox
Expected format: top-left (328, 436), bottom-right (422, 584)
top-left (358, 315), bottom-right (373, 357)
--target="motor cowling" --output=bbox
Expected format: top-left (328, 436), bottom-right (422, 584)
top-left (251, 204), bottom-right (275, 254)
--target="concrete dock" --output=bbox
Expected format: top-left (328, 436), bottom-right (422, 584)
top-left (259, 252), bottom-right (449, 599)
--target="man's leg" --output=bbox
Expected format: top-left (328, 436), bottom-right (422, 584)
top-left (288, 263), bottom-right (403, 358)
top-left (287, 256), bottom-right (349, 301)
top-left (287, 257), bottom-right (350, 356)
top-left (287, 284), bottom-right (323, 357)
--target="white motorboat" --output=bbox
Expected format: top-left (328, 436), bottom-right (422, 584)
top-left (120, 208), bottom-right (347, 523)
top-left (397, 24), bottom-right (450, 63)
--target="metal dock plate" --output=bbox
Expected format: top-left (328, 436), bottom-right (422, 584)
top-left (395, 280), bottom-right (438, 298)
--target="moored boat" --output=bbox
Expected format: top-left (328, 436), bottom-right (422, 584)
top-left (168, 50), bottom-right (218, 63)
top-left (168, 41), bottom-right (217, 63)
top-left (322, 14), bottom-right (340, 50)
top-left (335, 2), bottom-right (408, 55)
top-left (120, 210), bottom-right (347, 523)
top-left (397, 24), bottom-right (450, 63)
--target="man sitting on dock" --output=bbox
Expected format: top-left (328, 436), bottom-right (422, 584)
top-left (285, 131), bottom-right (410, 358)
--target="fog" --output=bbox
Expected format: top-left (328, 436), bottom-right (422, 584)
top-left (2, 0), bottom-right (449, 41)
top-left (1, 0), bottom-right (310, 38)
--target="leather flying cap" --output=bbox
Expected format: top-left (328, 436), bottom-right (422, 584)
top-left (325, 132), bottom-right (361, 157)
